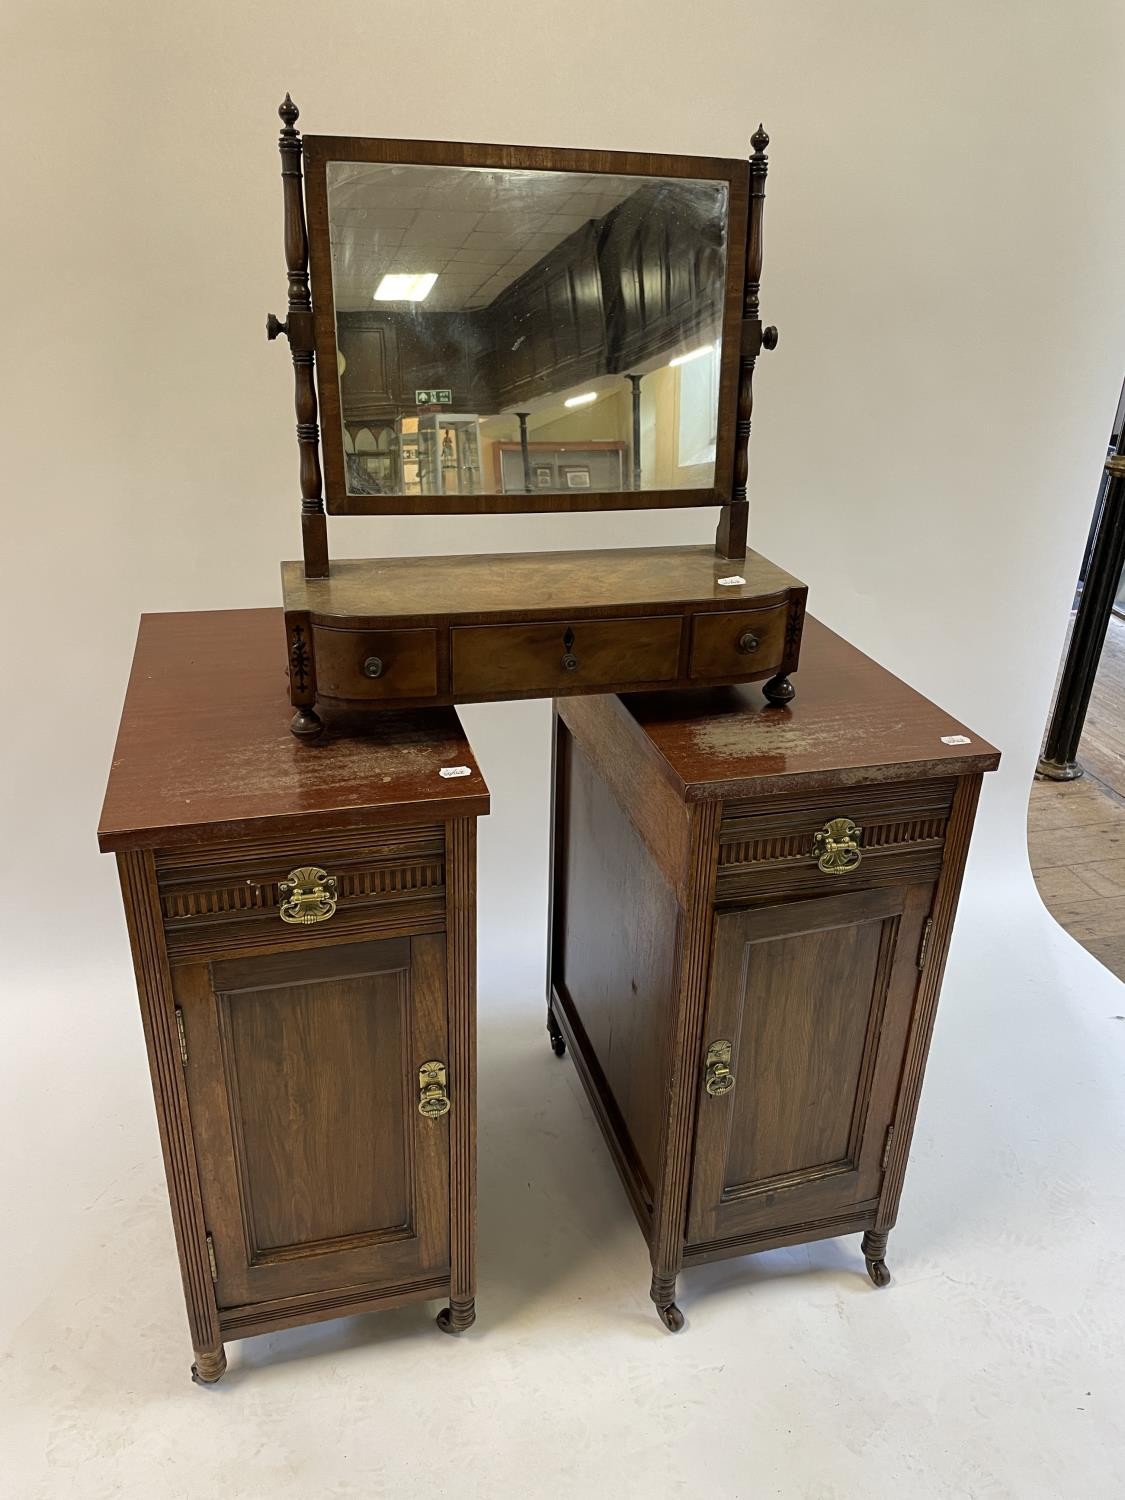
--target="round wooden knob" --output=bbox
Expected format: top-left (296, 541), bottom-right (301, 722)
top-left (362, 656), bottom-right (384, 679)
top-left (266, 312), bottom-right (288, 341)
top-left (762, 326), bottom-right (779, 350)
top-left (737, 631), bottom-right (760, 655)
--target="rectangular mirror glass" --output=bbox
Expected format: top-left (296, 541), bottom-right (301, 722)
top-left (324, 161), bottom-right (729, 499)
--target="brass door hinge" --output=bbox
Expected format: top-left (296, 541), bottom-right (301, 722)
top-left (175, 1008), bottom-right (188, 1066)
top-left (881, 1125), bottom-right (895, 1171)
top-left (917, 917), bottom-right (934, 971)
top-left (205, 1232), bottom-right (218, 1283)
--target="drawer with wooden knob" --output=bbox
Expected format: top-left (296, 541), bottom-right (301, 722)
top-left (688, 602), bottom-right (789, 680)
top-left (311, 625), bottom-right (439, 701)
top-left (450, 615), bottom-right (682, 698)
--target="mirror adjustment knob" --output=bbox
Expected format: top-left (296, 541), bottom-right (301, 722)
top-left (737, 631), bottom-right (760, 655)
top-left (362, 656), bottom-right (384, 679)
top-left (762, 325), bottom-right (778, 350)
top-left (266, 312), bottom-right (288, 341)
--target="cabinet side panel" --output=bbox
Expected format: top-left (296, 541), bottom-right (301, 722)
top-left (115, 849), bottom-right (222, 1363)
top-left (554, 728), bottom-right (681, 1203)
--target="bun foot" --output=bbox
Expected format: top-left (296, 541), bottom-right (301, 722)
top-left (191, 1346), bottom-right (227, 1385)
top-left (290, 707), bottom-right (324, 741)
top-left (437, 1298), bottom-right (476, 1335)
top-left (761, 673), bottom-right (795, 707)
top-left (656, 1301), bottom-right (685, 1333)
top-left (547, 1008), bottom-right (566, 1057)
top-left (862, 1229), bottom-right (891, 1288)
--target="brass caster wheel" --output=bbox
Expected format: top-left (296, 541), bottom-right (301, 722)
top-left (866, 1258), bottom-right (891, 1289)
top-left (190, 1347), bottom-right (227, 1385)
top-left (436, 1301), bottom-right (476, 1335)
top-left (656, 1302), bottom-right (685, 1333)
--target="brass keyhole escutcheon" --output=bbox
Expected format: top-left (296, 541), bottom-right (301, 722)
top-left (812, 818), bottom-right (863, 875)
top-left (704, 1039), bottom-right (735, 1098)
top-left (737, 631), bottom-right (760, 655)
top-left (418, 1060), bottom-right (451, 1118)
top-left (561, 626), bottom-right (578, 672)
top-left (362, 656), bottom-right (384, 679)
top-left (278, 867), bottom-right (339, 925)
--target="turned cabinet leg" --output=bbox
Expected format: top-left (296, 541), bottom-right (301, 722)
top-left (290, 706), bottom-right (324, 741)
top-left (547, 1004), bottom-right (566, 1058)
top-left (191, 1344), bottom-right (227, 1385)
top-left (436, 1297), bottom-right (476, 1335)
top-left (761, 673), bottom-right (795, 707)
top-left (861, 1229), bottom-right (892, 1288)
top-left (650, 1273), bottom-right (685, 1333)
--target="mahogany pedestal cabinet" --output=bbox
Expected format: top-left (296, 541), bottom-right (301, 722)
top-left (98, 609), bottom-right (488, 1383)
top-left (547, 619), bottom-right (999, 1330)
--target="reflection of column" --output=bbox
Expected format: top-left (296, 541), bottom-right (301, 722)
top-left (625, 375), bottom-right (643, 490)
top-left (515, 412), bottom-right (532, 493)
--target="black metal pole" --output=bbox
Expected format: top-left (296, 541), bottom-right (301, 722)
top-left (625, 373), bottom-right (643, 490)
top-left (1037, 430), bottom-right (1125, 780)
top-left (515, 411), bottom-right (532, 493)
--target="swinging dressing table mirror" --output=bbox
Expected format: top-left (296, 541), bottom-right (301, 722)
top-left (269, 97), bottom-right (805, 738)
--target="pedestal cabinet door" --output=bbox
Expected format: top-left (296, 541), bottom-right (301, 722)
top-left (175, 934), bottom-right (450, 1309)
top-left (686, 884), bottom-right (933, 1247)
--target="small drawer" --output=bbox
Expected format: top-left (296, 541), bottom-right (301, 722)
top-left (689, 604), bottom-right (788, 680)
top-left (451, 616), bottom-right (682, 697)
top-left (312, 625), bottom-right (438, 701)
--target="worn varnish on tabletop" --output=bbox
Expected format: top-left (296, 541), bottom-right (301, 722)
top-left (98, 608), bottom-right (489, 853)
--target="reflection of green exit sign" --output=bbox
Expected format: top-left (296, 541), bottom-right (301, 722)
top-left (416, 388), bottom-right (453, 405)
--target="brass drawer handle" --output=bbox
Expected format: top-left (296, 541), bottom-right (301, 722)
top-left (562, 653), bottom-right (579, 671)
top-left (812, 818), bottom-right (863, 875)
top-left (737, 630), bottom-right (760, 654)
top-left (278, 866), bottom-right (339, 924)
top-left (418, 1060), bottom-right (451, 1118)
top-left (704, 1039), bottom-right (735, 1098)
top-left (362, 655), bottom-right (384, 679)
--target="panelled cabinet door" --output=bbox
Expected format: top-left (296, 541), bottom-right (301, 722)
top-left (175, 934), bottom-right (451, 1309)
top-left (687, 884), bottom-right (933, 1247)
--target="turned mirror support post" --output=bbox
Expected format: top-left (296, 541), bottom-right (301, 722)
top-left (716, 124), bottom-right (776, 561)
top-left (269, 95), bottom-right (329, 580)
top-left (626, 374), bottom-right (643, 490)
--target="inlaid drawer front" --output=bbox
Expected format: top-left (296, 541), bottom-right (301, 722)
top-left (156, 826), bottom-right (446, 958)
top-left (689, 603), bottom-right (789, 680)
top-left (716, 780), bottom-right (956, 901)
top-left (451, 616), bottom-right (682, 697)
top-left (312, 625), bottom-right (438, 701)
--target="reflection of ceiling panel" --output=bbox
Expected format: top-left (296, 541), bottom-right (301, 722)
top-left (327, 164), bottom-right (640, 312)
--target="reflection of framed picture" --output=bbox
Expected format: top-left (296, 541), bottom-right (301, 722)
top-left (564, 467), bottom-right (591, 489)
top-left (535, 466), bottom-right (553, 487)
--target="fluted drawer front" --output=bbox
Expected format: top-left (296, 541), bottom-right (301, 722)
top-left (155, 826), bottom-right (446, 958)
top-left (717, 780), bottom-right (956, 901)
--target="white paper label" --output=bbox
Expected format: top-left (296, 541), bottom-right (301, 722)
top-left (717, 575), bottom-right (746, 587)
top-left (439, 765), bottom-right (472, 779)
top-left (940, 735), bottom-right (971, 746)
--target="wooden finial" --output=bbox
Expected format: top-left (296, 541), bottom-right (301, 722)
top-left (751, 123), bottom-right (769, 155)
top-left (279, 94), bottom-right (299, 131)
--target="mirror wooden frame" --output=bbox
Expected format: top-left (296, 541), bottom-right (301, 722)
top-left (269, 97), bottom-right (777, 578)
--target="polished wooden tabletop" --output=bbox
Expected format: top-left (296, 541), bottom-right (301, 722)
top-left (614, 618), bottom-right (1000, 800)
top-left (98, 609), bottom-right (489, 853)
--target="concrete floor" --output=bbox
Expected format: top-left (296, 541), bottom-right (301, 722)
top-left (2, 876), bottom-right (1124, 1498)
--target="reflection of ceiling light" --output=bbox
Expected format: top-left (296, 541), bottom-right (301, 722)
top-left (564, 391), bottom-right (598, 407)
top-left (669, 344), bottom-right (713, 367)
top-left (373, 272), bottom-right (438, 302)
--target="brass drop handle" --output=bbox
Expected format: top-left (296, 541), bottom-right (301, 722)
top-left (737, 630), bottom-right (760, 655)
top-left (812, 818), bottom-right (863, 875)
top-left (704, 1040), bottom-right (735, 1098)
top-left (418, 1060), bottom-right (451, 1118)
top-left (278, 866), bottom-right (339, 924)
top-left (362, 656), bottom-right (384, 679)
